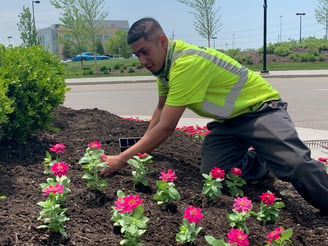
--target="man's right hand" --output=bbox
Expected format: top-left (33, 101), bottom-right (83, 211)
top-left (99, 155), bottom-right (127, 177)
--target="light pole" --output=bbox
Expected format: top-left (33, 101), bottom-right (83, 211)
top-left (212, 36), bottom-right (217, 49)
top-left (261, 0), bottom-right (268, 74)
top-left (279, 15), bottom-right (283, 43)
top-left (32, 1), bottom-right (40, 31)
top-left (7, 36), bottom-right (12, 45)
top-left (296, 13), bottom-right (306, 42)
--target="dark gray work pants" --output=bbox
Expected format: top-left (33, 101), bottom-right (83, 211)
top-left (200, 100), bottom-right (328, 212)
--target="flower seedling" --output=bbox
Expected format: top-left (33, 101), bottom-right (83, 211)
top-left (224, 167), bottom-right (246, 197)
top-left (252, 191), bottom-right (285, 223)
top-left (205, 228), bottom-right (250, 246)
top-left (202, 167), bottom-right (225, 200)
top-left (37, 184), bottom-right (69, 237)
top-left (227, 197), bottom-right (252, 234)
top-left (176, 206), bottom-right (203, 244)
top-left (40, 162), bottom-right (71, 206)
top-left (153, 170), bottom-right (180, 207)
top-left (111, 190), bottom-right (149, 246)
top-left (78, 141), bottom-right (108, 192)
top-left (127, 153), bottom-right (153, 186)
top-left (265, 227), bottom-right (293, 246)
top-left (43, 143), bottom-right (66, 174)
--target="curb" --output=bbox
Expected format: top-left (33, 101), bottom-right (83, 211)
top-left (65, 70), bottom-right (328, 85)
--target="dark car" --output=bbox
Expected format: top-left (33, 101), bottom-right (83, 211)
top-left (72, 52), bottom-right (109, 61)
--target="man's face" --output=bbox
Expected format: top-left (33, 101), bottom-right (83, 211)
top-left (130, 35), bottom-right (167, 75)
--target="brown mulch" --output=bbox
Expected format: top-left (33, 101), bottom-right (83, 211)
top-left (0, 106), bottom-right (327, 245)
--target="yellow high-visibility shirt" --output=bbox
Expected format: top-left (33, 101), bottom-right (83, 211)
top-left (157, 40), bottom-right (280, 121)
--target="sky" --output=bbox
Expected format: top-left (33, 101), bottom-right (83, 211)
top-left (1, 0), bottom-right (325, 50)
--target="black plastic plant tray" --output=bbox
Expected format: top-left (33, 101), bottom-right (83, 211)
top-left (119, 137), bottom-right (141, 152)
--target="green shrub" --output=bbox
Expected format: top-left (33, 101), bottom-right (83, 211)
top-left (100, 66), bottom-right (108, 72)
top-left (274, 46), bottom-right (291, 56)
top-left (0, 45), bottom-right (68, 143)
top-left (127, 67), bottom-right (135, 73)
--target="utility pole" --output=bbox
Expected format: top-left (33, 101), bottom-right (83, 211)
top-left (261, 0), bottom-right (269, 74)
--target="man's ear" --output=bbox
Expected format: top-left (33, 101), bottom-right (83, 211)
top-left (159, 34), bottom-right (168, 48)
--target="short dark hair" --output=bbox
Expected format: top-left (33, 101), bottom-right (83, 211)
top-left (127, 17), bottom-right (164, 45)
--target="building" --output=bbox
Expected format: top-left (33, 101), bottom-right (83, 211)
top-left (37, 20), bottom-right (129, 57)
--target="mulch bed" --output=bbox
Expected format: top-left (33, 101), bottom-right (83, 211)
top-left (0, 106), bottom-right (327, 245)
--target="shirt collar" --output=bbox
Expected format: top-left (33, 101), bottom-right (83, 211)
top-left (156, 39), bottom-right (175, 82)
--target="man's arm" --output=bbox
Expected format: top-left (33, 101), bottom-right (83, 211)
top-left (145, 96), bottom-right (167, 134)
top-left (99, 103), bottom-right (186, 176)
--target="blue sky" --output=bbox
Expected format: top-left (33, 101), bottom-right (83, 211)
top-left (1, 0), bottom-right (324, 50)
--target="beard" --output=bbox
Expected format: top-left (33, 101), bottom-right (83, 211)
top-left (151, 63), bottom-right (165, 76)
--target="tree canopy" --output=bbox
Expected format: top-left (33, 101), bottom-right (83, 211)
top-left (177, 0), bottom-right (222, 47)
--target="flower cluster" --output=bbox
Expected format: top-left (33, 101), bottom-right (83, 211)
top-left (226, 192), bottom-right (285, 237)
top-left (176, 125), bottom-right (210, 140)
top-left (122, 116), bottom-right (146, 122)
top-left (37, 143), bottom-right (70, 237)
top-left (252, 191), bottom-right (285, 223)
top-left (266, 227), bottom-right (293, 245)
top-left (153, 170), bottom-right (180, 207)
top-left (206, 228), bottom-right (249, 246)
top-left (225, 167), bottom-right (247, 197)
top-left (202, 167), bottom-right (246, 201)
top-left (78, 141), bottom-right (108, 192)
top-left (127, 153), bottom-right (153, 186)
top-left (111, 190), bottom-right (149, 246)
top-left (318, 157), bottom-right (328, 172)
top-left (176, 206), bottom-right (203, 244)
top-left (202, 167), bottom-right (225, 200)
top-left (227, 197), bottom-right (253, 234)
top-left (43, 143), bottom-right (66, 175)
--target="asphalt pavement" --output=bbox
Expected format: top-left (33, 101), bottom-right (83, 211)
top-left (65, 69), bottom-right (328, 159)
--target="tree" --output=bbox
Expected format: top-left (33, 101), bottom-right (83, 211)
top-left (17, 6), bottom-right (39, 46)
top-left (51, 0), bottom-right (109, 69)
top-left (95, 39), bottom-right (104, 55)
top-left (315, 0), bottom-right (328, 40)
top-left (105, 30), bottom-right (132, 58)
top-left (51, 0), bottom-right (88, 65)
top-left (177, 0), bottom-right (222, 47)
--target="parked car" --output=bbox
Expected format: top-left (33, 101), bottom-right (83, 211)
top-left (72, 52), bottom-right (109, 61)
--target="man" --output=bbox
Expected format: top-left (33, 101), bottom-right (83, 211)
top-left (100, 17), bottom-right (328, 213)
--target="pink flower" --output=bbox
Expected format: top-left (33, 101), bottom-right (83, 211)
top-left (51, 162), bottom-right (69, 177)
top-left (115, 195), bottom-right (144, 213)
top-left (137, 153), bottom-right (148, 158)
top-left (159, 170), bottom-right (177, 182)
top-left (266, 227), bottom-right (285, 243)
top-left (114, 197), bottom-right (125, 211)
top-left (184, 206), bottom-right (203, 224)
top-left (49, 143), bottom-right (66, 153)
top-left (230, 167), bottom-right (242, 176)
top-left (88, 141), bottom-right (102, 149)
top-left (211, 167), bottom-right (225, 179)
top-left (233, 197), bottom-right (252, 212)
top-left (43, 184), bottom-right (65, 196)
top-left (260, 192), bottom-right (277, 205)
top-left (227, 228), bottom-right (249, 246)
top-left (318, 157), bottom-right (328, 163)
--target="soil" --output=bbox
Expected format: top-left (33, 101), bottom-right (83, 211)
top-left (0, 106), bottom-right (327, 246)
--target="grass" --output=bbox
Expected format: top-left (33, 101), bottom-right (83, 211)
top-left (248, 62), bottom-right (328, 71)
top-left (63, 57), bottom-right (328, 79)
